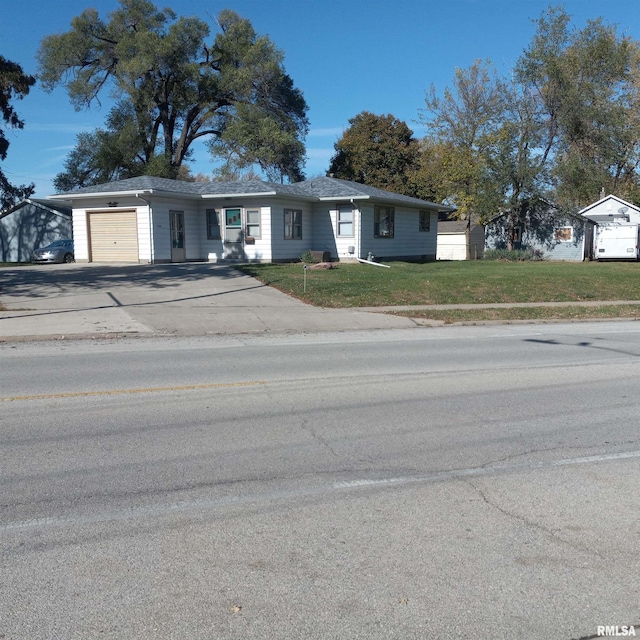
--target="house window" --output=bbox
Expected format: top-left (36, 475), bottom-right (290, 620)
top-left (206, 209), bottom-right (221, 239)
top-left (225, 208), bottom-right (242, 228)
top-left (419, 210), bottom-right (431, 232)
top-left (338, 205), bottom-right (354, 237)
top-left (246, 209), bottom-right (261, 239)
top-left (555, 227), bottom-right (573, 242)
top-left (513, 226), bottom-right (523, 243)
top-left (374, 206), bottom-right (394, 238)
top-left (284, 209), bottom-right (302, 240)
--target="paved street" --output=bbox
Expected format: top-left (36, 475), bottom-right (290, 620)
top-left (2, 323), bottom-right (640, 639)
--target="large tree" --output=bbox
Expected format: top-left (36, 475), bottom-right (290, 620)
top-left (38, 1), bottom-right (309, 187)
top-left (419, 7), bottom-right (640, 249)
top-left (516, 6), bottom-right (640, 209)
top-left (420, 59), bottom-right (509, 224)
top-left (0, 56), bottom-right (35, 211)
top-left (328, 112), bottom-right (421, 197)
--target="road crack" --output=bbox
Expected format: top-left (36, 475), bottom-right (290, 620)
top-left (299, 417), bottom-right (340, 458)
top-left (465, 479), bottom-right (605, 560)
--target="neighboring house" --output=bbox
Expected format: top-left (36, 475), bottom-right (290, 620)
top-left (0, 198), bottom-right (72, 262)
top-left (485, 209), bottom-right (593, 261)
top-left (579, 194), bottom-right (640, 260)
top-left (436, 215), bottom-right (485, 260)
top-left (49, 176), bottom-right (454, 264)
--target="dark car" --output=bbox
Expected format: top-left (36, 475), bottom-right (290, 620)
top-left (31, 239), bottom-right (75, 264)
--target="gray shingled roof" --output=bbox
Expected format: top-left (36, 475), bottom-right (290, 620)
top-left (1, 197), bottom-right (72, 218)
top-left (437, 220), bottom-right (484, 234)
top-left (438, 220), bottom-right (468, 234)
top-left (53, 175), bottom-right (454, 210)
top-left (54, 176), bottom-right (204, 196)
top-left (298, 177), bottom-right (451, 209)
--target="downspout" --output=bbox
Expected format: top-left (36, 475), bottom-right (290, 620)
top-left (351, 198), bottom-right (360, 260)
top-left (135, 193), bottom-right (153, 264)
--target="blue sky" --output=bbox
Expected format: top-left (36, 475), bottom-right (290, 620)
top-left (1, 0), bottom-right (638, 198)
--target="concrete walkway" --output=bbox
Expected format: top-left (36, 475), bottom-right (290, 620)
top-left (0, 263), bottom-right (416, 341)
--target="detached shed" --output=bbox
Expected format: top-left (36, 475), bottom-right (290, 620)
top-left (0, 198), bottom-right (72, 262)
top-left (579, 194), bottom-right (640, 261)
top-left (436, 217), bottom-right (485, 260)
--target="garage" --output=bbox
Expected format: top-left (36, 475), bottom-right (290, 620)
top-left (88, 210), bottom-right (139, 262)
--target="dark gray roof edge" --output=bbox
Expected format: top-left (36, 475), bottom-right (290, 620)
top-left (0, 198), bottom-right (72, 219)
top-left (437, 220), bottom-right (484, 233)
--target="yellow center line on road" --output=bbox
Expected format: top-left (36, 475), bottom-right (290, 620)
top-left (1, 380), bottom-right (269, 402)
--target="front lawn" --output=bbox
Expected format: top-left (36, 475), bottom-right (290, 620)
top-left (237, 260), bottom-right (640, 308)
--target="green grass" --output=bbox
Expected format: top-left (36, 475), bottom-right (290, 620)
top-left (238, 260), bottom-right (640, 307)
top-left (389, 305), bottom-right (640, 324)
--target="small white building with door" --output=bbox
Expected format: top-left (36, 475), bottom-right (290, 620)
top-left (436, 218), bottom-right (485, 260)
top-left (580, 194), bottom-right (640, 260)
top-left (50, 176), bottom-right (453, 264)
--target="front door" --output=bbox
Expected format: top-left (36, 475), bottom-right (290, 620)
top-left (170, 210), bottom-right (186, 262)
top-left (224, 208), bottom-right (243, 258)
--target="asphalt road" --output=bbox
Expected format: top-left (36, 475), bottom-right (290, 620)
top-left (2, 323), bottom-right (640, 639)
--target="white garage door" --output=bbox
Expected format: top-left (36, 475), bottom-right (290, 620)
top-left (88, 210), bottom-right (139, 262)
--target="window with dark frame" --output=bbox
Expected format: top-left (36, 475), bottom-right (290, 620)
top-left (284, 209), bottom-right (302, 239)
top-left (374, 205), bottom-right (394, 238)
top-left (337, 205), bottom-right (354, 237)
top-left (419, 210), bottom-right (431, 232)
top-left (206, 209), bottom-right (221, 239)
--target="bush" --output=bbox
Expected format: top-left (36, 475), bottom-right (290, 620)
top-left (300, 250), bottom-right (319, 264)
top-left (483, 248), bottom-right (545, 261)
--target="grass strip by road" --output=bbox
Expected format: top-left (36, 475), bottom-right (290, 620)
top-left (238, 261), bottom-right (640, 307)
top-left (387, 304), bottom-right (640, 324)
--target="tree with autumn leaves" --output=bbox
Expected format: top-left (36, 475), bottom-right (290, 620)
top-left (330, 6), bottom-right (640, 247)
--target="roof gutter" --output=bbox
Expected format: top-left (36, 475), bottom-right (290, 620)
top-left (49, 189), bottom-right (156, 199)
top-left (49, 188), bottom-right (209, 202)
top-left (317, 195), bottom-right (369, 202)
top-left (201, 191), bottom-right (278, 199)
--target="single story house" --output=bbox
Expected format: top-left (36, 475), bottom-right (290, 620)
top-left (485, 209), bottom-right (593, 261)
top-left (0, 198), bottom-right (72, 262)
top-left (49, 176), bottom-right (454, 264)
top-left (436, 215), bottom-right (485, 260)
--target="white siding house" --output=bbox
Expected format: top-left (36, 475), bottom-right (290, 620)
top-left (51, 176), bottom-right (453, 264)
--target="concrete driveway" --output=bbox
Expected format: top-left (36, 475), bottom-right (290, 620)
top-left (0, 263), bottom-right (415, 340)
